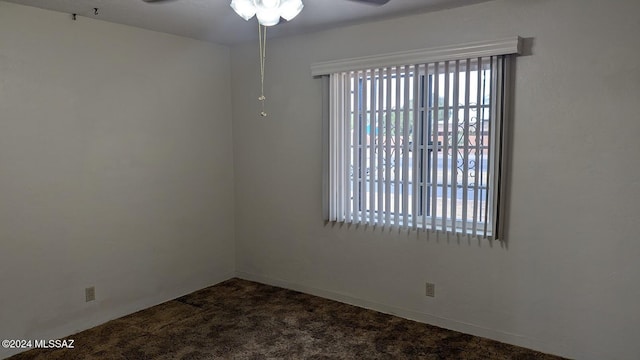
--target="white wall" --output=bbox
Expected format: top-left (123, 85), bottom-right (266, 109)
top-left (2, 0), bottom-right (639, 359)
top-left (232, 1), bottom-right (640, 359)
top-left (0, 3), bottom-right (235, 358)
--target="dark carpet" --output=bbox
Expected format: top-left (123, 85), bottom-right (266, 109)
top-left (10, 278), bottom-right (566, 359)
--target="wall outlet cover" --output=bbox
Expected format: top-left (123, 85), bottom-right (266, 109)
top-left (85, 286), bottom-right (95, 302)
top-left (425, 282), bottom-right (435, 297)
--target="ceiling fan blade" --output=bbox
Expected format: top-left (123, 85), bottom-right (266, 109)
top-left (346, 0), bottom-right (391, 5)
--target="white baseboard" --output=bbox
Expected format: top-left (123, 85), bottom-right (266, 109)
top-left (0, 272), bottom-right (236, 360)
top-left (235, 271), bottom-right (565, 358)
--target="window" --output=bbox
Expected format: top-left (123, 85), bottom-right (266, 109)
top-left (315, 39), bottom-right (519, 239)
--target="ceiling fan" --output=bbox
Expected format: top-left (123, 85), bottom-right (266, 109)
top-left (142, 0), bottom-right (391, 26)
top-left (347, 0), bottom-right (391, 4)
top-left (143, 0), bottom-right (391, 5)
top-left (141, 0), bottom-right (390, 116)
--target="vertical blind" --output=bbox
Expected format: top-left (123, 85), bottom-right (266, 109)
top-left (325, 55), bottom-right (511, 239)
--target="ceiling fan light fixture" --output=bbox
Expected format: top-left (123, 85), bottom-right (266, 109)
top-left (230, 0), bottom-right (256, 21)
top-left (229, 0), bottom-right (304, 117)
top-left (255, 0), bottom-right (281, 8)
top-left (255, 8), bottom-right (281, 26)
top-left (230, 0), bottom-right (302, 26)
top-left (279, 0), bottom-right (304, 21)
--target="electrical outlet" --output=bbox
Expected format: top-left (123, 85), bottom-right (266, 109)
top-left (425, 282), bottom-right (435, 297)
top-left (85, 286), bottom-right (95, 302)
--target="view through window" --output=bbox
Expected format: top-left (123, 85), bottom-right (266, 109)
top-left (328, 56), bottom-right (507, 237)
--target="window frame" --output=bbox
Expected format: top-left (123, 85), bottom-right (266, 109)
top-left (315, 38), bottom-right (520, 240)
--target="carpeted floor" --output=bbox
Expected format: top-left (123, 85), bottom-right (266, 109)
top-left (10, 278), bottom-right (567, 359)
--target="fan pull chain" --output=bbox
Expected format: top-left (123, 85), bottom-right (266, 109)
top-left (258, 23), bottom-right (267, 117)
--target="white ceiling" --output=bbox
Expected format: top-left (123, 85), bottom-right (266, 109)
top-left (4, 0), bottom-right (492, 45)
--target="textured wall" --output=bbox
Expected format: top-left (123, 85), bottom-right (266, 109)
top-left (0, 3), bottom-right (235, 358)
top-left (231, 1), bottom-right (640, 359)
